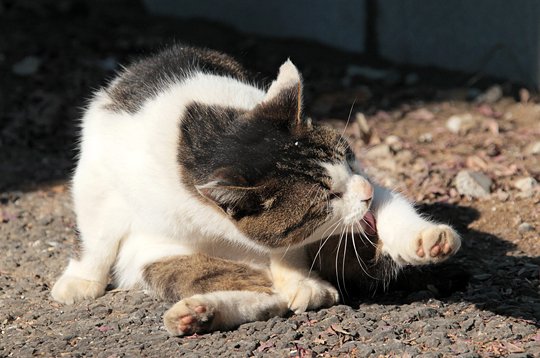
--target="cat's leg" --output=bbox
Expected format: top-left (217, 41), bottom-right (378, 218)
top-left (371, 185), bottom-right (461, 266)
top-left (143, 254), bottom-right (288, 336)
top-left (51, 171), bottom-right (130, 304)
top-left (270, 248), bottom-right (339, 314)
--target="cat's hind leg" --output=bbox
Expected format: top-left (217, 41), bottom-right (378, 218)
top-left (51, 172), bottom-right (131, 304)
top-left (371, 185), bottom-right (461, 266)
top-left (143, 254), bottom-right (288, 336)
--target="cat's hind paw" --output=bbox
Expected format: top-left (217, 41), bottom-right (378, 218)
top-left (51, 275), bottom-right (106, 304)
top-left (412, 225), bottom-right (461, 264)
top-left (163, 297), bottom-right (216, 336)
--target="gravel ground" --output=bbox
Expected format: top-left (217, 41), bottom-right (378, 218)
top-left (1, 1), bottom-right (539, 356)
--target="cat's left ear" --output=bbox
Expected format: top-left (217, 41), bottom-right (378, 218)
top-left (256, 59), bottom-right (304, 130)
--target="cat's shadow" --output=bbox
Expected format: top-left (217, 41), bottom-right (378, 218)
top-left (342, 203), bottom-right (540, 325)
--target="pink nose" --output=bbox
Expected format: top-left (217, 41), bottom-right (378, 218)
top-left (351, 176), bottom-right (373, 201)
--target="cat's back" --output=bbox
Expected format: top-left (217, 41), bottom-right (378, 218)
top-left (74, 46), bottom-right (266, 229)
top-left (103, 45), bottom-right (250, 114)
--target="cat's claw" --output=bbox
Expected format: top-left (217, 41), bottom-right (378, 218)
top-left (412, 225), bottom-right (461, 264)
top-left (278, 277), bottom-right (339, 314)
top-left (164, 297), bottom-right (215, 336)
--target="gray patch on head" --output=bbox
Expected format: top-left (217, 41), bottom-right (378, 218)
top-left (103, 45), bottom-right (249, 114)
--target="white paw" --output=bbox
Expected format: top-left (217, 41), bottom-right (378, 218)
top-left (51, 275), bottom-right (106, 304)
top-left (402, 225), bottom-right (461, 265)
top-left (163, 296), bottom-right (216, 336)
top-left (277, 277), bottom-right (339, 314)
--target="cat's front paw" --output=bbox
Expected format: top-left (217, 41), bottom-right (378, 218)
top-left (276, 277), bottom-right (339, 314)
top-left (51, 275), bottom-right (106, 304)
top-left (406, 225), bottom-right (461, 265)
top-left (163, 296), bottom-right (216, 336)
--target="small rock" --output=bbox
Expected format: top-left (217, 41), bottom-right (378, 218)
top-left (495, 189), bottom-right (509, 201)
top-left (486, 142), bottom-right (501, 156)
top-left (519, 88), bottom-right (530, 103)
top-left (518, 223), bottom-right (534, 233)
top-left (366, 144), bottom-right (391, 159)
top-left (446, 114), bottom-right (477, 134)
top-left (355, 112), bottom-right (372, 144)
top-left (476, 85), bottom-right (503, 103)
top-left (514, 177), bottom-right (537, 193)
top-left (460, 318), bottom-right (475, 331)
top-left (524, 141), bottom-right (540, 155)
top-left (12, 56), bottom-right (42, 76)
top-left (385, 135), bottom-right (403, 152)
top-left (408, 108), bottom-right (434, 121)
top-left (418, 132), bottom-right (433, 143)
top-left (455, 170), bottom-right (492, 198)
top-left (514, 177), bottom-right (537, 191)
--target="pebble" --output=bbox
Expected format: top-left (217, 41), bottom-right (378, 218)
top-left (495, 189), bottom-right (509, 201)
top-left (525, 141), bottom-right (540, 155)
top-left (455, 170), bottom-right (492, 198)
top-left (518, 223), bottom-right (534, 233)
top-left (446, 114), bottom-right (477, 134)
top-left (514, 177), bottom-right (537, 193)
top-left (418, 132), bottom-right (433, 143)
top-left (409, 108), bottom-right (434, 121)
top-left (12, 56), bottom-right (42, 76)
top-left (460, 318), bottom-right (475, 331)
top-left (385, 135), bottom-right (403, 152)
top-left (366, 144), bottom-right (391, 159)
top-left (476, 85), bottom-right (503, 104)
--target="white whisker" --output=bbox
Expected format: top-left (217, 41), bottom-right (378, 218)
top-left (338, 98), bottom-right (357, 149)
top-left (308, 219), bottom-right (343, 277)
top-left (334, 226), bottom-right (347, 300)
top-left (341, 227), bottom-right (350, 298)
top-left (351, 223), bottom-right (378, 280)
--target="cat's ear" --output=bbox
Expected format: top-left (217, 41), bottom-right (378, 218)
top-left (195, 168), bottom-right (261, 219)
top-left (264, 59), bottom-right (302, 103)
top-left (256, 59), bottom-right (303, 130)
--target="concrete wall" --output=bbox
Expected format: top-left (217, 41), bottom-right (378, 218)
top-left (144, 0), bottom-right (540, 86)
top-left (377, 0), bottom-right (540, 86)
top-left (143, 0), bottom-right (366, 53)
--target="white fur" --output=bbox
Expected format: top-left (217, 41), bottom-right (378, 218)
top-left (53, 72), bottom-right (270, 303)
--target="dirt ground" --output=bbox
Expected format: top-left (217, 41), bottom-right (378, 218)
top-left (1, 1), bottom-right (539, 357)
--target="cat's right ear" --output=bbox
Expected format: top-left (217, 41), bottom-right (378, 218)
top-left (264, 59), bottom-right (302, 103)
top-left (250, 59), bottom-right (304, 131)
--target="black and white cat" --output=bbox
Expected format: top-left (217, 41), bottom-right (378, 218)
top-left (51, 45), bottom-right (460, 336)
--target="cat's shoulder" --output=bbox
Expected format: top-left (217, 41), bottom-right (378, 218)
top-left (104, 45), bottom-right (249, 113)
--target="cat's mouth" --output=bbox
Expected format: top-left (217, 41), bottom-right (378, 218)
top-left (362, 211), bottom-right (377, 237)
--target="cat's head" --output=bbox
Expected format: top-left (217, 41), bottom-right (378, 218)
top-left (182, 60), bottom-right (373, 251)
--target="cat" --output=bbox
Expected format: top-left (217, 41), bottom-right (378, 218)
top-left (51, 45), bottom-right (461, 336)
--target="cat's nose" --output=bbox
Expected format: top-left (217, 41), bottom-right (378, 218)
top-left (350, 175), bottom-right (373, 202)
